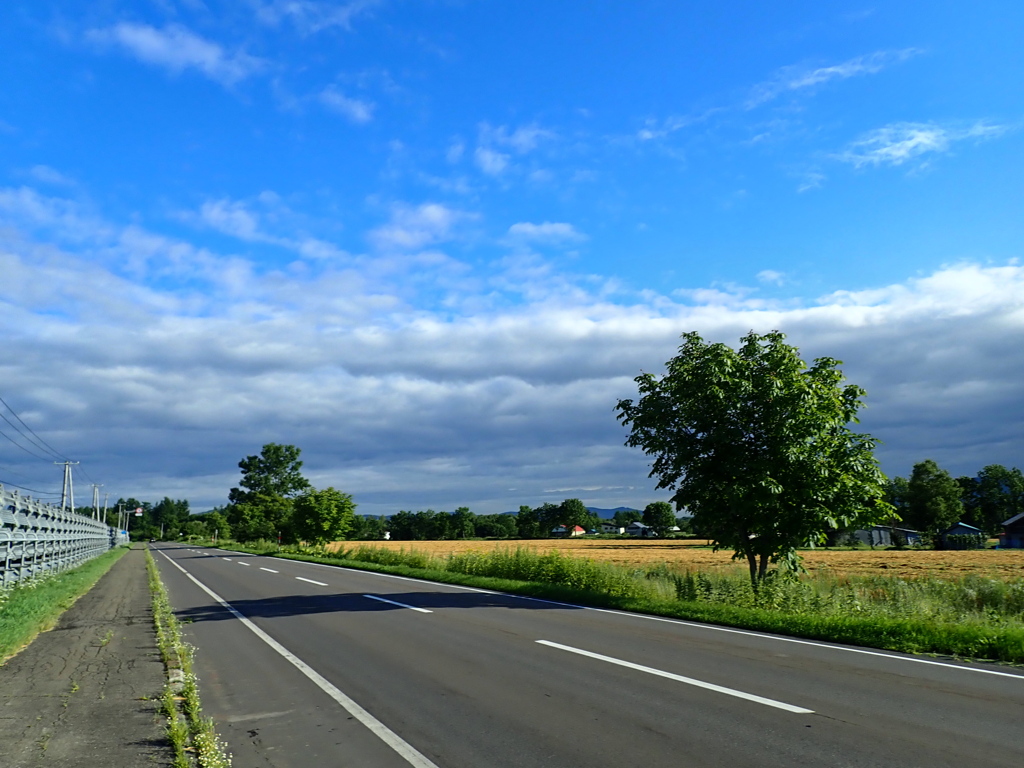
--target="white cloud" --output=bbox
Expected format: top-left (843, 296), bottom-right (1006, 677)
top-left (474, 147), bottom-right (510, 175)
top-left (446, 140), bottom-right (465, 163)
top-left (2, 187), bottom-right (1023, 514)
top-left (86, 23), bottom-right (264, 86)
top-left (472, 122), bottom-right (555, 176)
top-left (319, 86), bottom-right (374, 123)
top-left (756, 270), bottom-right (786, 286)
top-left (28, 165), bottom-right (76, 187)
top-left (479, 123), bottom-right (555, 153)
top-left (192, 196), bottom-right (347, 260)
top-left (367, 202), bottom-right (470, 251)
top-left (747, 48), bottom-right (921, 108)
top-left (836, 121), bottom-right (1007, 168)
top-left (506, 222), bottom-right (586, 244)
top-left (252, 0), bottom-right (381, 34)
top-left (199, 198), bottom-right (264, 241)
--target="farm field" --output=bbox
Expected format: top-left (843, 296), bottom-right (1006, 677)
top-left (328, 538), bottom-right (1024, 580)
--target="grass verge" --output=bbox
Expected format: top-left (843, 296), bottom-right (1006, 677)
top-left (212, 540), bottom-right (1024, 665)
top-left (145, 547), bottom-right (232, 768)
top-left (0, 546), bottom-right (129, 664)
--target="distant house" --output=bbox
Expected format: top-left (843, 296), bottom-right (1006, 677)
top-left (941, 522), bottom-right (985, 549)
top-left (999, 512), bottom-right (1024, 548)
top-left (551, 524), bottom-right (586, 537)
top-left (600, 521), bottom-right (624, 534)
top-left (625, 521), bottom-right (657, 538)
top-left (850, 525), bottom-right (922, 547)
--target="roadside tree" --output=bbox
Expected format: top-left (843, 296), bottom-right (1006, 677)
top-left (227, 443), bottom-right (311, 542)
top-left (292, 487), bottom-right (357, 545)
top-left (616, 330), bottom-right (892, 585)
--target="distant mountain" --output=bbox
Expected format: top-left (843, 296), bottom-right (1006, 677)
top-left (586, 506), bottom-right (641, 516)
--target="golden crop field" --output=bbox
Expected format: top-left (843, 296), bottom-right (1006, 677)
top-left (329, 538), bottom-right (1024, 580)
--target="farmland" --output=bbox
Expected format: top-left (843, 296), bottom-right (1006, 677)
top-left (327, 538), bottom-right (1024, 580)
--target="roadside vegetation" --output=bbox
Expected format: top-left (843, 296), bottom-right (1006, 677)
top-left (145, 547), bottom-right (231, 768)
top-left (0, 546), bottom-right (128, 663)
top-left (212, 540), bottom-right (1024, 665)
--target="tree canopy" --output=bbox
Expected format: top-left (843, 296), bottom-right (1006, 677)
top-left (616, 330), bottom-right (892, 584)
top-left (642, 501), bottom-right (676, 536)
top-left (227, 443), bottom-right (311, 542)
top-left (905, 459), bottom-right (964, 538)
top-left (293, 487), bottom-right (357, 545)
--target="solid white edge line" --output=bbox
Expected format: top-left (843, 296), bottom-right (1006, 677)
top-left (260, 567), bottom-right (279, 573)
top-left (211, 548), bottom-right (1024, 680)
top-left (156, 551), bottom-right (440, 768)
top-left (364, 594), bottom-right (433, 613)
top-left (296, 576), bottom-right (328, 586)
top-left (537, 640), bottom-right (814, 714)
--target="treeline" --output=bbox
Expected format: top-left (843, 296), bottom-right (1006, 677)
top-left (334, 499), bottom-right (688, 542)
top-left (886, 460), bottom-right (1023, 538)
top-left (181, 443), bottom-right (695, 544)
top-left (85, 496), bottom-right (230, 542)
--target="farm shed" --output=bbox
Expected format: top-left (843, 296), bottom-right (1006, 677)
top-left (941, 522), bottom-right (985, 549)
top-left (849, 526), bottom-right (922, 547)
top-left (999, 512), bottom-right (1024, 548)
top-left (551, 524), bottom-right (586, 538)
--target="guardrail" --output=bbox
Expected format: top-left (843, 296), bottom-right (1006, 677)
top-left (0, 485), bottom-right (128, 589)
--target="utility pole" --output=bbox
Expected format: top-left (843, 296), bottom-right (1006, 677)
top-left (117, 503), bottom-right (125, 532)
top-left (55, 461), bottom-right (79, 515)
top-left (103, 493), bottom-right (109, 525)
top-left (91, 484), bottom-right (103, 520)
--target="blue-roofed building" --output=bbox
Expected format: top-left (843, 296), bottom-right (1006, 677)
top-left (999, 512), bottom-right (1024, 548)
top-left (941, 522), bottom-right (986, 549)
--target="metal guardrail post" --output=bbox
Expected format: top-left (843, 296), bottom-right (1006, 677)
top-left (0, 484), bottom-right (125, 589)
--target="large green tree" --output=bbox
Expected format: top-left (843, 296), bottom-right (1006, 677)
top-left (616, 330), bottom-right (891, 585)
top-left (292, 487), bottom-right (356, 545)
top-left (227, 443), bottom-right (311, 542)
top-left (556, 498), bottom-right (593, 536)
top-left (959, 465), bottom-right (1024, 535)
top-left (643, 501), bottom-right (676, 536)
top-left (905, 459), bottom-right (964, 540)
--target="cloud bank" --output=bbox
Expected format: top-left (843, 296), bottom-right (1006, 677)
top-left (1, 187), bottom-right (1021, 515)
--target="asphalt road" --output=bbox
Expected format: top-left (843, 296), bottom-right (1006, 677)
top-left (153, 544), bottom-right (1024, 768)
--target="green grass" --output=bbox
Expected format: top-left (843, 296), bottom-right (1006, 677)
top-left (145, 548), bottom-right (232, 768)
top-left (211, 539), bottom-right (1024, 665)
top-left (0, 547), bottom-right (129, 664)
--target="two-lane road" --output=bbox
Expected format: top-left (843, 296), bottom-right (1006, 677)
top-left (154, 544), bottom-right (1024, 767)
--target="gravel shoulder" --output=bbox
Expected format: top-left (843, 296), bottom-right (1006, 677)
top-left (0, 548), bottom-right (170, 767)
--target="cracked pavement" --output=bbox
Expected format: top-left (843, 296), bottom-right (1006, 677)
top-left (0, 549), bottom-right (171, 767)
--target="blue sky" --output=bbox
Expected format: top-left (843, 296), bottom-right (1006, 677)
top-left (1, 1), bottom-right (1022, 515)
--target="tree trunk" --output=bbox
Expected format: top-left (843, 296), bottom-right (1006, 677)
top-left (746, 551), bottom-right (758, 587)
top-left (758, 554), bottom-right (769, 581)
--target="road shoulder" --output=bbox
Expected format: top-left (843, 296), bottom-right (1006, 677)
top-left (0, 548), bottom-right (170, 767)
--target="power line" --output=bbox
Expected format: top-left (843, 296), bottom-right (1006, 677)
top-left (0, 422), bottom-right (55, 461)
top-left (0, 393), bottom-right (103, 495)
top-left (74, 462), bottom-right (97, 486)
top-left (0, 394), bottom-right (70, 461)
top-left (0, 477), bottom-right (61, 496)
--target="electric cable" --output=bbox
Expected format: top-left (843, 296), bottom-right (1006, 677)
top-left (0, 394), bottom-right (71, 461)
top-left (0, 477), bottom-right (61, 496)
top-left (0, 423), bottom-right (55, 461)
